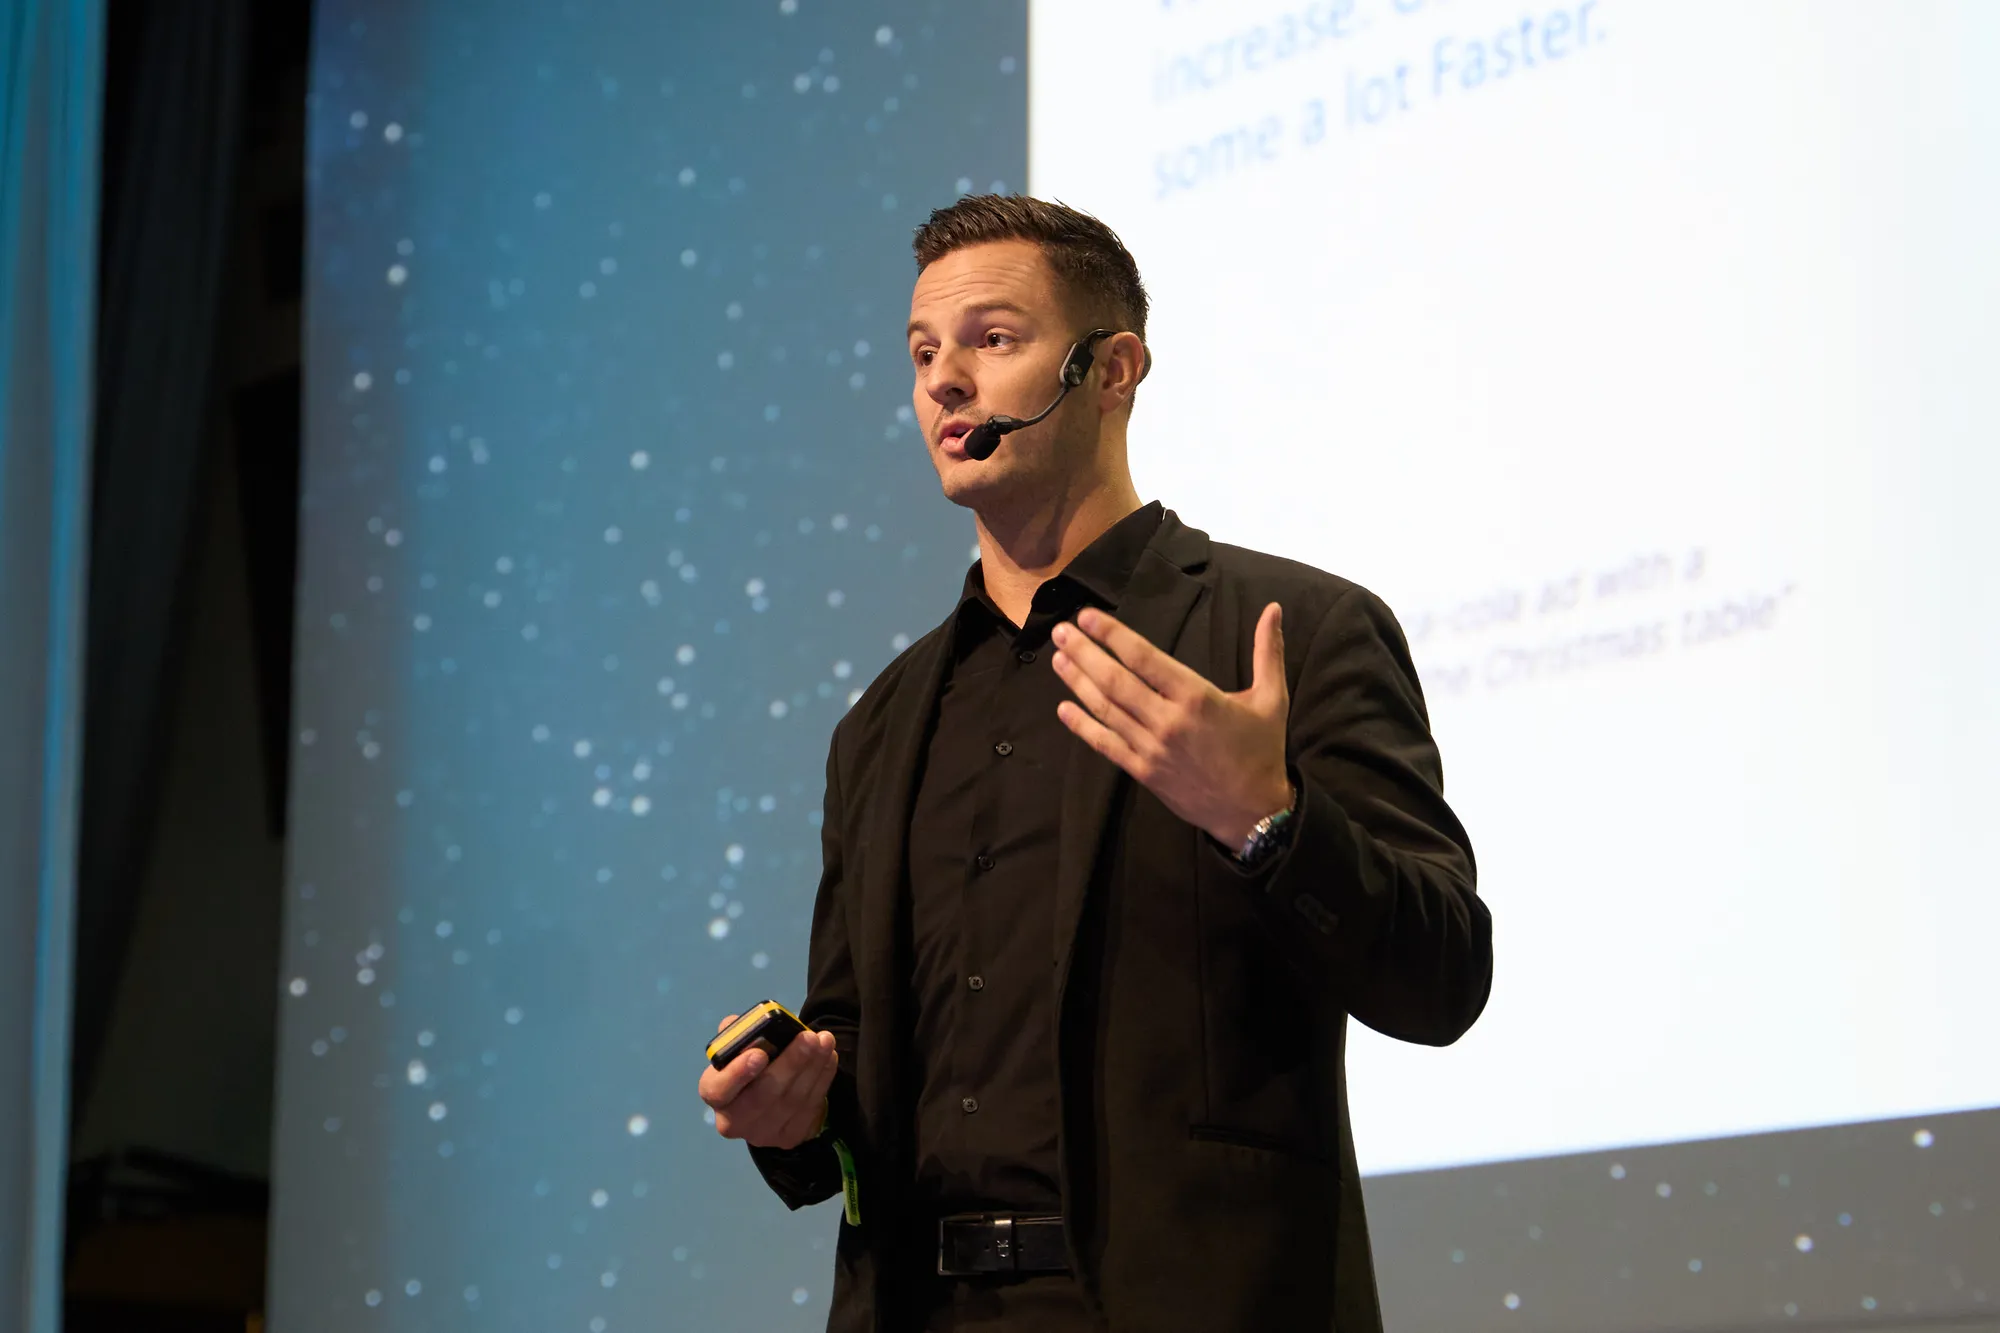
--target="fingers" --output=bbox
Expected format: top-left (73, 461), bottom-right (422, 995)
top-left (1073, 608), bottom-right (1198, 701)
top-left (748, 1032), bottom-right (840, 1136)
top-left (1249, 602), bottom-right (1288, 708)
top-left (803, 1040), bottom-right (839, 1103)
top-left (777, 1049), bottom-right (841, 1143)
top-left (716, 1013), bottom-right (740, 1034)
top-left (712, 1029), bottom-right (839, 1145)
top-left (699, 1020), bottom-right (809, 1111)
top-left (1051, 622), bottom-right (1172, 732)
top-left (1051, 646), bottom-right (1158, 757)
top-left (736, 1028), bottom-right (814, 1108)
top-left (699, 1042), bottom-right (770, 1110)
top-left (715, 1030), bottom-right (830, 1109)
top-left (1056, 699), bottom-right (1150, 782)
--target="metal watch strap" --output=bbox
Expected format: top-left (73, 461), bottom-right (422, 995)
top-left (1233, 783), bottom-right (1299, 867)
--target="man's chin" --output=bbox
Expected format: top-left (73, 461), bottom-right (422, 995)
top-left (935, 455), bottom-right (1011, 510)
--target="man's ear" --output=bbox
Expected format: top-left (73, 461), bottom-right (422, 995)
top-left (1098, 330), bottom-right (1148, 410)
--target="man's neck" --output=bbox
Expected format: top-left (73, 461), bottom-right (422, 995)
top-left (973, 477), bottom-right (1144, 627)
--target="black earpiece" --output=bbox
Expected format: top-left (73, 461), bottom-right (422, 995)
top-left (961, 329), bottom-right (1145, 461)
top-left (1061, 330), bottom-right (1111, 387)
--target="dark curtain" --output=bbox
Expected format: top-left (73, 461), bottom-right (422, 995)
top-left (69, 0), bottom-right (248, 1127)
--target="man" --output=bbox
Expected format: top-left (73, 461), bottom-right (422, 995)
top-left (697, 196), bottom-right (1492, 1332)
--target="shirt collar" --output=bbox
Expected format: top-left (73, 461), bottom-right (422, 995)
top-left (957, 500), bottom-right (1167, 627)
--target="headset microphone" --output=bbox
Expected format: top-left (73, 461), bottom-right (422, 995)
top-left (960, 329), bottom-right (1146, 461)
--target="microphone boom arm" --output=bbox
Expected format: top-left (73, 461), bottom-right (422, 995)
top-left (959, 328), bottom-right (1130, 461)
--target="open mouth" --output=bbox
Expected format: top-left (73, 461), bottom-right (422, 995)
top-left (938, 419), bottom-right (977, 452)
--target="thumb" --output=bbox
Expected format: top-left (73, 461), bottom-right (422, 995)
top-left (1250, 602), bottom-right (1287, 708)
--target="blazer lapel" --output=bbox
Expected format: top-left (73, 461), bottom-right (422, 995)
top-left (854, 614), bottom-right (956, 1130)
top-left (1051, 519), bottom-right (1210, 991)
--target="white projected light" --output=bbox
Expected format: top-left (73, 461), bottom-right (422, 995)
top-left (1032, 0), bottom-right (2000, 1174)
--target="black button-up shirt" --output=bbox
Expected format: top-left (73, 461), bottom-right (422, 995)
top-left (906, 501), bottom-right (1165, 1215)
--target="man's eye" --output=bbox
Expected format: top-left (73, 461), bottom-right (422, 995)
top-left (985, 332), bottom-right (1011, 347)
top-left (914, 348), bottom-right (933, 366)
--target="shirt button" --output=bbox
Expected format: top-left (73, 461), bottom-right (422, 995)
top-left (975, 853), bottom-right (995, 872)
top-left (967, 975), bottom-right (985, 991)
top-left (994, 741), bottom-right (1013, 757)
top-left (1017, 649), bottom-right (1037, 664)
top-left (961, 1097), bottom-right (979, 1114)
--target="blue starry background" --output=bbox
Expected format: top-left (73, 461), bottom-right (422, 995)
top-left (272, 4), bottom-right (1019, 1330)
top-left (271, 2), bottom-right (1999, 1331)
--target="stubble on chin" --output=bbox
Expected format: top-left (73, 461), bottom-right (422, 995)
top-left (932, 446), bottom-right (1007, 510)
top-left (937, 462), bottom-right (998, 512)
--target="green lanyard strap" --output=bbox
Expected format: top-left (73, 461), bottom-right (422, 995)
top-left (829, 1137), bottom-right (861, 1226)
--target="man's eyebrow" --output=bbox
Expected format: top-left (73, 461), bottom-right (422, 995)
top-left (905, 301), bottom-right (1036, 340)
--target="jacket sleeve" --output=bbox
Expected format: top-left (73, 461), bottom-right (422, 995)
top-left (1224, 583), bottom-right (1492, 1046)
top-left (746, 734), bottom-right (866, 1207)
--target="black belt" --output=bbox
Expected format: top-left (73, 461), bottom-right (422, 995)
top-left (936, 1213), bottom-right (1070, 1276)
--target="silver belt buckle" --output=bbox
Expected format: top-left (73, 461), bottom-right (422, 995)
top-left (937, 1212), bottom-right (1016, 1276)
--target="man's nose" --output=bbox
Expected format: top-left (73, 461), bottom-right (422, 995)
top-left (923, 344), bottom-right (976, 404)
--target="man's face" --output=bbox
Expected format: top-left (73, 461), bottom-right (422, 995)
top-left (906, 239), bottom-right (1097, 513)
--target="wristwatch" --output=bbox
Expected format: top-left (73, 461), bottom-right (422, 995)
top-left (1233, 782), bottom-right (1299, 869)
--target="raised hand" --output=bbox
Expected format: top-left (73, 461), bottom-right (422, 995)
top-left (1051, 601), bottom-right (1293, 850)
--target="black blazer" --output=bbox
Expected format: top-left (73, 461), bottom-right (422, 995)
top-left (752, 510), bottom-right (1492, 1332)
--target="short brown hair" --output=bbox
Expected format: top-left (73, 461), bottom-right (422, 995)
top-left (913, 195), bottom-right (1149, 345)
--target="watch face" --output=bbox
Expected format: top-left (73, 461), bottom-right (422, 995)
top-left (1243, 806), bottom-right (1297, 866)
